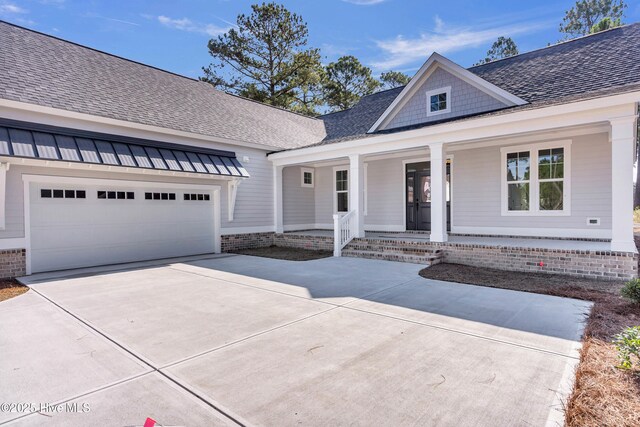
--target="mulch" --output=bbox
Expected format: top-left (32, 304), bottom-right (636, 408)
top-left (0, 279), bottom-right (28, 302)
top-left (232, 245), bottom-right (332, 261)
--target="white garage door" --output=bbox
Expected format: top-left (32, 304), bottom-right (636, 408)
top-left (29, 181), bottom-right (217, 273)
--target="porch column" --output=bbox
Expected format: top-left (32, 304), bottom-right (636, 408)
top-left (429, 143), bottom-right (448, 243)
top-left (349, 154), bottom-right (365, 238)
top-left (610, 116), bottom-right (637, 252)
top-left (274, 165), bottom-right (284, 234)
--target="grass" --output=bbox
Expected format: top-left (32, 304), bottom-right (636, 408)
top-left (0, 279), bottom-right (28, 302)
top-left (232, 245), bottom-right (332, 261)
top-left (419, 263), bottom-right (640, 427)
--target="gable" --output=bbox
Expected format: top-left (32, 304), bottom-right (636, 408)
top-left (371, 53), bottom-right (526, 133)
top-left (383, 66), bottom-right (510, 130)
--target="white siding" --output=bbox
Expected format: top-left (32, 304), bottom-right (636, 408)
top-left (283, 166), bottom-right (315, 227)
top-left (364, 158), bottom-right (404, 230)
top-left (384, 67), bottom-right (507, 130)
top-left (452, 132), bottom-right (612, 231)
top-left (314, 166), bottom-right (335, 227)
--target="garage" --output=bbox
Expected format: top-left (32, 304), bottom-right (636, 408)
top-left (0, 121), bottom-right (249, 274)
top-left (28, 179), bottom-right (219, 273)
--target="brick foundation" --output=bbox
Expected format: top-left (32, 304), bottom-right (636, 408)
top-left (440, 243), bottom-right (637, 280)
top-left (217, 231), bottom-right (639, 280)
top-left (221, 232), bottom-right (275, 252)
top-left (0, 249), bottom-right (26, 278)
top-left (274, 233), bottom-right (334, 251)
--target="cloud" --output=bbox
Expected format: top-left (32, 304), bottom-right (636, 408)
top-left (371, 16), bottom-right (549, 70)
top-left (0, 2), bottom-right (27, 14)
top-left (158, 15), bottom-right (228, 37)
top-left (342, 0), bottom-right (387, 5)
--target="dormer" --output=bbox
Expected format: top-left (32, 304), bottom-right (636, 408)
top-left (369, 53), bottom-right (527, 132)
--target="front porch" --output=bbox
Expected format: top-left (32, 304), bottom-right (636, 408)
top-left (275, 230), bottom-right (636, 280)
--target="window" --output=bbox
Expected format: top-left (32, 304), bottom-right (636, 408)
top-left (501, 141), bottom-right (571, 216)
top-left (426, 86), bottom-right (451, 116)
top-left (301, 167), bottom-right (314, 188)
top-left (184, 193), bottom-right (211, 201)
top-left (41, 189), bottom-right (85, 199)
top-left (98, 190), bottom-right (135, 200)
top-left (145, 192), bottom-right (176, 201)
top-left (335, 169), bottom-right (348, 213)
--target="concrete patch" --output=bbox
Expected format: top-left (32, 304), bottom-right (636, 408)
top-left (165, 307), bottom-right (574, 426)
top-left (8, 373), bottom-right (237, 426)
top-left (346, 277), bottom-right (592, 357)
top-left (0, 292), bottom-right (149, 423)
top-left (26, 266), bottom-right (332, 366)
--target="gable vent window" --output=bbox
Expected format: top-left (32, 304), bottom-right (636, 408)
top-left (426, 86), bottom-right (451, 116)
top-left (184, 193), bottom-right (211, 201)
top-left (145, 192), bottom-right (176, 200)
top-left (98, 191), bottom-right (135, 200)
top-left (41, 189), bottom-right (86, 199)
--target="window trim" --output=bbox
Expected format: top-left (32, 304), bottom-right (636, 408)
top-left (301, 167), bottom-right (314, 188)
top-left (500, 140), bottom-right (572, 217)
top-left (426, 86), bottom-right (451, 117)
top-left (333, 167), bottom-right (349, 214)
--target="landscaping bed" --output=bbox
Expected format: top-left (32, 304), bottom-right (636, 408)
top-left (232, 245), bottom-right (332, 261)
top-left (0, 279), bottom-right (28, 302)
top-left (419, 263), bottom-right (640, 427)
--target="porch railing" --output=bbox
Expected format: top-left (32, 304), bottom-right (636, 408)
top-left (333, 210), bottom-right (356, 257)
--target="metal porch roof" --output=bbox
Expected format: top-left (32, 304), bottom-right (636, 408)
top-left (0, 120), bottom-right (249, 178)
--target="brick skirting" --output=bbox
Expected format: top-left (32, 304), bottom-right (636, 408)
top-left (440, 243), bottom-right (637, 280)
top-left (274, 233), bottom-right (334, 251)
top-left (0, 249), bottom-right (26, 279)
top-left (221, 232), bottom-right (637, 280)
top-left (221, 232), bottom-right (275, 252)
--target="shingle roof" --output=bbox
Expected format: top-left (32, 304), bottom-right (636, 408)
top-left (0, 21), bottom-right (325, 150)
top-left (1, 21), bottom-right (639, 152)
top-left (315, 23), bottom-right (640, 145)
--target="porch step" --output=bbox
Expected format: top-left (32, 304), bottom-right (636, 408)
top-left (342, 238), bottom-right (443, 265)
top-left (341, 248), bottom-right (442, 265)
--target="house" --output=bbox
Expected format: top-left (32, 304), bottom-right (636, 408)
top-left (0, 20), bottom-right (638, 279)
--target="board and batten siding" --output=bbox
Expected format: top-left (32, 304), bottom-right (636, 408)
top-left (451, 132), bottom-right (612, 232)
top-left (384, 66), bottom-right (507, 130)
top-left (283, 166), bottom-right (315, 227)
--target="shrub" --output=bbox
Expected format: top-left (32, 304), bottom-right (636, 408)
top-left (613, 326), bottom-right (640, 369)
top-left (621, 279), bottom-right (640, 304)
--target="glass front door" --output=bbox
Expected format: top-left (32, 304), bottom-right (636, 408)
top-left (405, 161), bottom-right (451, 231)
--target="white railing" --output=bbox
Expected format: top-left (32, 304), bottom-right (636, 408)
top-left (333, 210), bottom-right (357, 257)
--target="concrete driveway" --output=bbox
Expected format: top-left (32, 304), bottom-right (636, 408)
top-left (2, 255), bottom-right (591, 426)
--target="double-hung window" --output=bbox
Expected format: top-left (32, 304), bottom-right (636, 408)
top-left (335, 169), bottom-right (348, 213)
top-left (501, 141), bottom-right (570, 216)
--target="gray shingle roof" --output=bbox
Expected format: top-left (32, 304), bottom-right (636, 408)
top-left (0, 21), bottom-right (325, 150)
top-left (316, 23), bottom-right (640, 145)
top-left (1, 21), bottom-right (639, 152)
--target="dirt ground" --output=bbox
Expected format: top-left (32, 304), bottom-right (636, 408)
top-left (0, 279), bottom-right (28, 302)
top-left (420, 263), bottom-right (640, 427)
top-left (232, 245), bottom-right (332, 261)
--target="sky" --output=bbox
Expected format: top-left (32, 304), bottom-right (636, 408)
top-left (1, 0), bottom-right (639, 80)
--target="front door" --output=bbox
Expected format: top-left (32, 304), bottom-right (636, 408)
top-left (406, 162), bottom-right (451, 231)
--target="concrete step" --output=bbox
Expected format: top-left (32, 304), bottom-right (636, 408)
top-left (341, 248), bottom-right (443, 265)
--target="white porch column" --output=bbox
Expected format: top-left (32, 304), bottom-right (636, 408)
top-left (349, 154), bottom-right (365, 238)
top-left (610, 116), bottom-right (637, 252)
top-left (274, 165), bottom-right (284, 234)
top-left (429, 143), bottom-right (448, 243)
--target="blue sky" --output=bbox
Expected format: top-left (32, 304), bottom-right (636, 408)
top-left (1, 0), bottom-right (639, 79)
